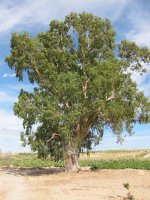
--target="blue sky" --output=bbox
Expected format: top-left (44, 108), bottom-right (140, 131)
top-left (0, 0), bottom-right (150, 153)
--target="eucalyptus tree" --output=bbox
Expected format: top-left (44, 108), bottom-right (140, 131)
top-left (6, 12), bottom-right (150, 172)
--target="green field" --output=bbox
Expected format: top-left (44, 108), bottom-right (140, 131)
top-left (0, 149), bottom-right (150, 170)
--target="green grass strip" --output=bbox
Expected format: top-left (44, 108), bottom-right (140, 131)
top-left (80, 159), bottom-right (150, 170)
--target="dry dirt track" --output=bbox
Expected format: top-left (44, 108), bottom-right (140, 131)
top-left (0, 168), bottom-right (150, 200)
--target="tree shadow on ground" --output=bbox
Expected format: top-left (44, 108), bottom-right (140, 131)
top-left (0, 167), bottom-right (65, 176)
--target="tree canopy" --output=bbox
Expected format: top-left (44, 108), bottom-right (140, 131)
top-left (6, 12), bottom-right (150, 172)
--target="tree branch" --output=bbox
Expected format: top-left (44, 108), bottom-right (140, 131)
top-left (106, 91), bottom-right (115, 101)
top-left (80, 107), bottom-right (101, 140)
top-left (46, 133), bottom-right (60, 143)
top-left (82, 72), bottom-right (90, 98)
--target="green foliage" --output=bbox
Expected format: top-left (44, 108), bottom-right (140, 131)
top-left (83, 159), bottom-right (150, 170)
top-left (0, 154), bottom-right (63, 168)
top-left (5, 12), bottom-right (150, 164)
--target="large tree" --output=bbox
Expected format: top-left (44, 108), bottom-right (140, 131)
top-left (6, 13), bottom-right (150, 172)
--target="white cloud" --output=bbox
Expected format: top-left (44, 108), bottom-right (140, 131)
top-left (126, 20), bottom-right (150, 48)
top-left (125, 1), bottom-right (150, 47)
top-left (0, 109), bottom-right (22, 152)
top-left (0, 109), bottom-right (29, 153)
top-left (0, 0), bottom-right (130, 33)
top-left (0, 109), bottom-right (22, 130)
top-left (131, 63), bottom-right (150, 97)
top-left (0, 108), bottom-right (37, 153)
top-left (0, 91), bottom-right (17, 103)
top-left (139, 81), bottom-right (150, 97)
top-left (3, 73), bottom-right (16, 78)
top-left (94, 128), bottom-right (150, 151)
top-left (123, 1), bottom-right (150, 97)
top-left (128, 31), bottom-right (150, 48)
top-left (0, 129), bottom-right (30, 153)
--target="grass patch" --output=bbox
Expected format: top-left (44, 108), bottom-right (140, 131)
top-left (0, 153), bottom-right (64, 168)
top-left (80, 159), bottom-right (150, 170)
top-left (0, 151), bottom-right (150, 170)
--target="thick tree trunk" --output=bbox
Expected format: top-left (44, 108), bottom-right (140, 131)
top-left (64, 123), bottom-right (91, 172)
top-left (64, 142), bottom-right (81, 172)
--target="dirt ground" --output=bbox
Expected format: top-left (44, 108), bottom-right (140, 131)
top-left (0, 167), bottom-right (150, 200)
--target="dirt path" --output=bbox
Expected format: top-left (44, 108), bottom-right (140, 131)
top-left (0, 168), bottom-right (31, 200)
top-left (3, 174), bottom-right (27, 200)
top-left (0, 168), bottom-right (150, 200)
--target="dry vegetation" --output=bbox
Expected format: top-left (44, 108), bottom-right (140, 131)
top-left (80, 149), bottom-right (150, 160)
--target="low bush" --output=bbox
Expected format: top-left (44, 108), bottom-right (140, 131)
top-left (80, 159), bottom-right (150, 170)
top-left (0, 153), bottom-right (149, 170)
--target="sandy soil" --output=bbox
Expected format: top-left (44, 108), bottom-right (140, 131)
top-left (0, 167), bottom-right (150, 200)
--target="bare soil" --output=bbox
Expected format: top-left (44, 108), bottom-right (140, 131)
top-left (0, 167), bottom-right (150, 200)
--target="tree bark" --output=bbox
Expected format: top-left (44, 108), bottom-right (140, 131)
top-left (64, 141), bottom-right (81, 172)
top-left (64, 120), bottom-right (93, 172)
